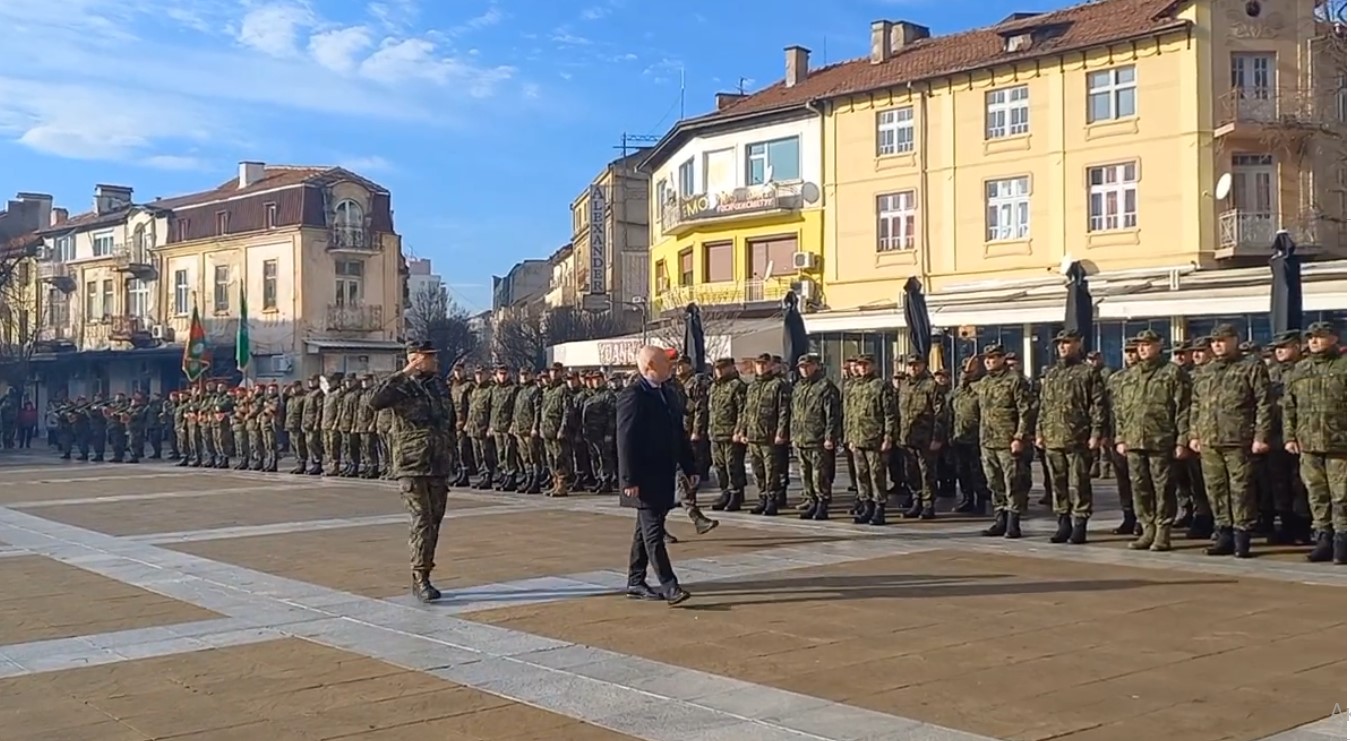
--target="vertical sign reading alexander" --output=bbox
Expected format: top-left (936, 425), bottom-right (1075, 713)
top-left (588, 184), bottom-right (606, 295)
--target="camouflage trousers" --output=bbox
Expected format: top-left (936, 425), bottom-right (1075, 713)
top-left (128, 428), bottom-right (144, 460)
top-left (1126, 449), bottom-right (1177, 529)
top-left (1199, 446), bottom-right (1256, 531)
top-left (747, 443), bottom-right (784, 496)
top-left (586, 436), bottom-right (616, 484)
top-left (213, 425), bottom-right (234, 458)
top-left (710, 440), bottom-right (747, 492)
top-left (1300, 452), bottom-right (1347, 533)
top-left (287, 427), bottom-right (305, 464)
top-left (261, 427), bottom-right (278, 467)
top-left (472, 435), bottom-right (497, 474)
top-left (1171, 456), bottom-right (1211, 516)
top-left (360, 433), bottom-right (379, 470)
top-left (305, 429), bottom-right (323, 467)
top-left (796, 445), bottom-right (831, 502)
top-left (323, 431), bottom-right (343, 471)
top-left (545, 438), bottom-right (573, 480)
top-left (494, 432), bottom-right (518, 475)
top-left (1259, 450), bottom-right (1309, 518)
top-left (516, 433), bottom-right (542, 471)
top-left (949, 442), bottom-right (988, 500)
top-left (981, 447), bottom-right (1031, 515)
top-left (232, 425), bottom-right (249, 462)
top-left (400, 476), bottom-right (448, 574)
top-left (175, 426), bottom-right (189, 459)
top-left (1044, 446), bottom-right (1094, 519)
top-left (850, 447), bottom-right (888, 503)
top-left (901, 446), bottom-right (939, 507)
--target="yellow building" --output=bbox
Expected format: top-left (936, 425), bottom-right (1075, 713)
top-left (706, 0), bottom-right (1346, 371)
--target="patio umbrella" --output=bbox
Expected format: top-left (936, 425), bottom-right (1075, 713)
top-left (1063, 260), bottom-right (1094, 350)
top-left (682, 303), bottom-right (707, 374)
top-left (1269, 230), bottom-right (1302, 336)
top-left (902, 277), bottom-right (933, 361)
top-left (782, 291), bottom-right (809, 382)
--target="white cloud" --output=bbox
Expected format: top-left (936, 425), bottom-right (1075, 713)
top-left (367, 0), bottom-right (419, 32)
top-left (580, 6), bottom-right (609, 20)
top-left (236, 2), bottom-right (315, 57)
top-left (558, 71), bottom-right (573, 81)
top-left (308, 26), bottom-right (375, 73)
top-left (550, 27), bottom-right (592, 46)
top-left (522, 83), bottom-right (541, 99)
top-left (643, 57), bottom-right (684, 84)
top-left (449, 3), bottom-right (504, 35)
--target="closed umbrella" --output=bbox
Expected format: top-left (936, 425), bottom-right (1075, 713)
top-left (682, 303), bottom-right (707, 374)
top-left (902, 277), bottom-right (932, 360)
top-left (1269, 230), bottom-right (1302, 336)
top-left (782, 291), bottom-right (809, 382)
top-left (1063, 260), bottom-right (1094, 349)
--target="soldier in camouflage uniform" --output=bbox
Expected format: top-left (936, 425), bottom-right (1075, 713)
top-left (318, 374), bottom-right (343, 475)
top-left (1105, 341), bottom-right (1141, 535)
top-left (947, 356), bottom-right (988, 513)
top-left (447, 363), bottom-right (476, 487)
top-left (337, 376), bottom-right (362, 476)
top-left (355, 375), bottom-right (379, 478)
top-left (489, 365), bottom-right (520, 490)
top-left (170, 391), bottom-right (189, 465)
top-left (86, 396), bottom-right (107, 462)
top-left (1265, 329), bottom-right (1312, 544)
top-left (1086, 351), bottom-right (1109, 478)
top-left (213, 393), bottom-right (235, 468)
top-left (581, 371), bottom-right (617, 493)
top-left (260, 389), bottom-right (280, 472)
top-left (736, 353), bottom-right (790, 516)
top-left (677, 357), bottom-right (712, 481)
top-left (790, 354), bottom-right (842, 520)
top-left (107, 403), bottom-right (129, 462)
top-left (538, 363), bottom-right (575, 497)
top-left (566, 371), bottom-right (594, 489)
top-left (284, 382), bottom-right (306, 473)
top-left (126, 393), bottom-right (147, 463)
top-left (1172, 337), bottom-right (1214, 539)
top-left (974, 344), bottom-right (1035, 539)
top-left (895, 354), bottom-right (947, 520)
top-left (709, 357), bottom-right (748, 512)
top-left (466, 367), bottom-right (496, 489)
top-left (840, 358), bottom-right (860, 494)
top-left (1281, 322), bottom-right (1347, 564)
top-left (146, 392), bottom-right (166, 459)
top-left (1035, 329), bottom-right (1107, 545)
top-left (845, 355), bottom-right (898, 526)
top-left (231, 396), bottom-right (251, 470)
top-left (512, 368), bottom-right (544, 493)
top-left (1115, 329), bottom-right (1191, 552)
top-left (376, 394), bottom-right (396, 480)
top-left (1188, 323), bottom-right (1273, 558)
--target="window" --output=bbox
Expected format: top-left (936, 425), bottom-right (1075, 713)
top-left (127, 278), bottom-right (149, 319)
top-left (85, 281), bottom-right (98, 320)
top-left (263, 259), bottom-right (278, 310)
top-left (1230, 53), bottom-right (1274, 95)
top-left (876, 192), bottom-right (917, 252)
top-left (215, 211), bottom-right (228, 235)
top-left (176, 219), bottom-right (190, 241)
top-left (655, 259), bottom-right (669, 293)
top-left (334, 199), bottom-right (364, 227)
top-left (747, 236), bottom-right (797, 278)
top-left (174, 270), bottom-right (190, 315)
top-left (54, 235), bottom-right (74, 261)
top-left (1088, 163), bottom-right (1139, 231)
top-left (702, 148), bottom-right (735, 193)
top-left (985, 176), bottom-right (1031, 241)
top-left (876, 107), bottom-right (915, 155)
top-left (986, 85), bottom-right (1030, 139)
top-left (678, 159), bottom-right (695, 197)
top-left (264, 202), bottom-right (278, 229)
top-left (101, 279), bottom-right (113, 317)
top-left (92, 231), bottom-right (114, 257)
top-left (746, 137), bottom-right (800, 184)
top-left (334, 260), bottom-right (363, 307)
top-left (678, 249), bottom-right (694, 286)
top-left (213, 265), bottom-right (230, 313)
top-left (1087, 66), bottom-right (1136, 123)
top-left (702, 241), bottom-right (733, 282)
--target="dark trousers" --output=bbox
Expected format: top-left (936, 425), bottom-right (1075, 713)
top-left (628, 506), bottom-right (678, 592)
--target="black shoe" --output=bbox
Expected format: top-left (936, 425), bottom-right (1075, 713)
top-left (177, 459), bottom-right (191, 467)
top-left (711, 491), bottom-right (732, 511)
top-left (412, 574), bottom-right (441, 603)
top-left (1049, 514), bottom-right (1072, 544)
top-left (625, 584), bottom-right (664, 601)
top-left (813, 501), bottom-right (830, 520)
top-left (918, 505), bottom-right (936, 520)
top-left (853, 500), bottom-right (876, 525)
top-left (725, 490), bottom-right (744, 512)
top-left (982, 511), bottom-right (1008, 537)
top-left (761, 497), bottom-right (779, 516)
top-left (1206, 527), bottom-right (1236, 556)
top-left (799, 500), bottom-right (820, 520)
top-left (664, 531), bottom-right (679, 544)
top-left (1005, 512), bottom-right (1023, 539)
top-left (902, 501), bottom-right (923, 519)
top-left (868, 503), bottom-right (887, 526)
top-left (664, 587), bottom-right (691, 607)
top-left (1334, 532), bottom-right (1347, 565)
top-left (1185, 514), bottom-right (1215, 540)
top-left (1233, 529), bottom-right (1252, 559)
top-left (953, 497), bottom-right (976, 514)
top-left (1171, 508), bottom-right (1193, 529)
top-left (1308, 529), bottom-right (1334, 562)
top-left (1069, 518), bottom-right (1088, 545)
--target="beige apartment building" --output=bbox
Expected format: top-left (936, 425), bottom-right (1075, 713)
top-left (33, 163), bottom-right (405, 397)
top-left (568, 149), bottom-right (652, 312)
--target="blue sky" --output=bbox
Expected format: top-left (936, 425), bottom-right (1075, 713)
top-left (0, 0), bottom-right (1070, 312)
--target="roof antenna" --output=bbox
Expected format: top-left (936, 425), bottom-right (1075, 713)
top-left (822, 35), bottom-right (828, 65)
top-left (738, 77), bottom-right (749, 94)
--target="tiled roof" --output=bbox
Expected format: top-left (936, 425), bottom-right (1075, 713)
top-left (715, 0), bottom-right (1188, 117)
top-left (40, 207), bottom-right (141, 235)
top-left (1, 230), bottom-right (42, 258)
top-left (150, 165), bottom-right (386, 211)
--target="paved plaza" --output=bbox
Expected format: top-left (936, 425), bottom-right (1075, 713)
top-left (0, 452), bottom-right (1344, 741)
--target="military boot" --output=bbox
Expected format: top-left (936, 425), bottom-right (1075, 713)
top-left (1049, 514), bottom-right (1072, 544)
top-left (1307, 529), bottom-right (1334, 562)
top-left (795, 498), bottom-right (814, 512)
top-left (725, 489), bottom-right (744, 512)
top-left (761, 495), bottom-right (779, 516)
top-left (687, 506), bottom-right (718, 535)
top-left (1233, 528), bottom-right (1253, 559)
top-left (524, 471), bottom-right (542, 494)
top-left (1004, 512), bottom-right (1022, 539)
top-left (813, 499), bottom-right (830, 521)
top-left (547, 474), bottom-right (569, 498)
top-left (1069, 517), bottom-right (1089, 544)
top-left (982, 511), bottom-right (1008, 537)
top-left (799, 499), bottom-right (820, 520)
top-left (919, 505), bottom-right (936, 520)
top-left (711, 491), bottom-right (732, 511)
top-left (749, 496), bottom-right (769, 515)
top-left (473, 472), bottom-right (494, 490)
top-left (953, 495), bottom-right (976, 513)
top-left (1185, 513), bottom-right (1214, 540)
top-left (854, 500), bottom-right (876, 525)
top-left (1269, 511), bottom-right (1296, 545)
top-left (1150, 525), bottom-right (1172, 552)
top-left (1205, 527), bottom-right (1235, 556)
top-left (1171, 505), bottom-right (1193, 529)
top-left (902, 500), bottom-right (924, 519)
top-left (774, 490), bottom-right (788, 509)
top-left (1128, 524), bottom-right (1155, 550)
top-left (411, 572), bottom-right (441, 603)
top-left (177, 457), bottom-right (191, 468)
top-left (868, 502), bottom-right (887, 526)
top-left (1333, 532), bottom-right (1347, 565)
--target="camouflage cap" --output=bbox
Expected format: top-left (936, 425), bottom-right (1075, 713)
top-left (1272, 329), bottom-right (1303, 346)
top-left (1169, 344), bottom-right (1189, 355)
top-left (676, 354), bottom-right (692, 365)
top-left (1053, 329), bottom-right (1082, 342)
top-left (771, 355), bottom-right (784, 363)
top-left (472, 366), bottom-right (487, 374)
top-left (797, 353), bottom-right (821, 365)
top-left (493, 363), bottom-right (509, 371)
top-left (1210, 323), bottom-right (1239, 339)
top-left (406, 340), bottom-right (437, 354)
top-left (1305, 320), bottom-right (1338, 337)
top-left (1124, 340), bottom-right (1140, 351)
top-left (550, 362), bottom-right (566, 371)
top-left (713, 357), bottom-right (736, 368)
top-left (904, 353), bottom-right (926, 364)
top-left (517, 366), bottom-right (534, 375)
top-left (855, 354), bottom-right (875, 364)
top-left (1133, 329), bottom-right (1163, 344)
top-left (754, 352), bottom-right (773, 363)
top-left (1086, 350), bottom-right (1102, 359)
top-left (933, 368), bottom-right (950, 377)
top-left (982, 343), bottom-right (1006, 357)
top-left (1238, 340), bottom-right (1258, 353)
top-left (1189, 336), bottom-right (1212, 350)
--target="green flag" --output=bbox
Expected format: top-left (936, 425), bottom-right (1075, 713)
top-left (182, 305), bottom-right (208, 383)
top-left (235, 284), bottom-right (251, 372)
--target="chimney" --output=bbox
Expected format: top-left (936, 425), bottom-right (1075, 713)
top-left (16, 192), bottom-right (52, 233)
top-left (714, 92), bottom-right (746, 111)
top-left (784, 45), bottom-right (810, 88)
top-left (890, 21), bottom-right (931, 52)
top-left (238, 161), bottom-right (265, 189)
top-left (870, 20), bottom-right (895, 64)
top-left (93, 184), bottom-right (133, 215)
top-left (50, 208), bottom-right (68, 227)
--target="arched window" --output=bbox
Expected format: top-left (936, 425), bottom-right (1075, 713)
top-left (334, 199), bottom-right (364, 227)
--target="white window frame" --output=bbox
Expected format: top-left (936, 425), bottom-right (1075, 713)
top-left (213, 265), bottom-right (230, 313)
top-left (876, 107), bottom-right (915, 156)
top-left (1087, 162), bottom-right (1139, 232)
top-left (262, 259), bottom-right (278, 311)
top-left (335, 260), bottom-right (364, 307)
top-left (744, 136), bottom-right (800, 185)
top-left (127, 278), bottom-right (150, 319)
top-left (678, 158), bottom-right (695, 197)
top-left (985, 85), bottom-right (1030, 139)
top-left (1087, 65), bottom-right (1137, 123)
top-left (173, 270), bottom-right (190, 315)
top-left (85, 281), bottom-right (98, 321)
top-left (91, 231), bottom-right (115, 257)
top-left (985, 176), bottom-right (1031, 242)
top-left (334, 199), bottom-right (364, 227)
top-left (101, 279), bottom-right (114, 317)
top-left (54, 235), bottom-right (75, 262)
top-left (876, 192), bottom-right (916, 252)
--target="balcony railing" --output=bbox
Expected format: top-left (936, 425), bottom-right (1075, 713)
top-left (109, 315), bottom-right (150, 339)
top-left (111, 243), bottom-right (152, 269)
top-left (326, 303), bottom-right (383, 331)
top-left (1218, 209), bottom-right (1276, 253)
top-left (659, 182), bottom-right (814, 235)
top-left (37, 260), bottom-right (71, 281)
top-left (328, 226), bottom-right (378, 251)
top-left (1215, 87), bottom-right (1327, 132)
top-left (651, 277), bottom-right (798, 314)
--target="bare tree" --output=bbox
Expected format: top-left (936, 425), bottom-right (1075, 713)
top-left (544, 306), bottom-right (639, 345)
top-left (0, 241), bottom-right (40, 388)
top-left (647, 302), bottom-right (765, 359)
top-left (406, 282), bottom-right (481, 372)
top-left (491, 305), bottom-right (550, 369)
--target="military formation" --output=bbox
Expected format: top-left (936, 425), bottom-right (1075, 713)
top-left (39, 319), bottom-right (1346, 567)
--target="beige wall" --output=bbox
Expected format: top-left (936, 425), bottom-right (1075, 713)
top-left (570, 166), bottom-right (651, 304)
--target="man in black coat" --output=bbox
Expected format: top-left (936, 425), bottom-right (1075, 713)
top-left (618, 345), bottom-right (697, 606)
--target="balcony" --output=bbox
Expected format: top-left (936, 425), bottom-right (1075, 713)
top-left (1214, 87), bottom-right (1330, 139)
top-left (37, 261), bottom-right (76, 293)
top-left (651, 277), bottom-right (799, 315)
top-left (659, 181), bottom-right (818, 237)
top-left (326, 303), bottom-right (383, 332)
top-left (1216, 209), bottom-right (1325, 258)
top-left (327, 226), bottom-right (378, 252)
top-left (111, 243), bottom-right (156, 279)
top-left (109, 315), bottom-right (151, 341)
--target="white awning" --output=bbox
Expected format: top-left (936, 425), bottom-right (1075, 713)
top-left (304, 339), bottom-right (406, 353)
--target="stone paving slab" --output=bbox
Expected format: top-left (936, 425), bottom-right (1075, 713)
top-left (467, 549), bottom-right (1347, 741)
top-left (0, 638), bottom-right (641, 740)
top-left (1086, 531), bottom-right (1317, 563)
top-left (0, 470), bottom-right (216, 505)
top-left (167, 509), bottom-right (853, 599)
top-left (0, 555), bottom-right (220, 645)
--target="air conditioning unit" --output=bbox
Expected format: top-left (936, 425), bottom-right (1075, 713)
top-left (791, 251), bottom-right (818, 270)
top-left (792, 279), bottom-right (817, 302)
top-left (151, 324), bottom-right (174, 341)
top-left (275, 355), bottom-right (295, 373)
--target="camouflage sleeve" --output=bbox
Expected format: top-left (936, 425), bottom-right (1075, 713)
top-left (882, 384), bottom-right (899, 442)
top-left (561, 392), bottom-right (576, 434)
top-left (1014, 377), bottom-right (1034, 440)
top-left (1281, 366), bottom-right (1299, 444)
top-left (731, 383), bottom-right (747, 439)
top-left (825, 383), bottom-right (843, 444)
top-left (693, 380), bottom-right (711, 435)
top-left (1033, 379), bottom-right (1046, 440)
top-left (369, 373), bottom-right (411, 411)
top-left (929, 384), bottom-right (948, 443)
top-left (1251, 360), bottom-right (1273, 445)
top-left (1173, 367), bottom-right (1192, 443)
top-left (1089, 369), bottom-right (1107, 441)
top-left (774, 381), bottom-right (791, 442)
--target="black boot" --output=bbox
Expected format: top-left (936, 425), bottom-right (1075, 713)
top-left (1206, 527), bottom-right (1235, 556)
top-left (919, 505), bottom-right (935, 520)
top-left (799, 500), bottom-right (820, 520)
top-left (813, 500), bottom-right (830, 520)
top-left (1290, 515), bottom-right (1314, 546)
top-left (412, 572), bottom-right (441, 603)
top-left (868, 502), bottom-right (887, 526)
top-left (1233, 528), bottom-right (1252, 559)
top-left (1269, 512), bottom-right (1296, 545)
top-left (1004, 512), bottom-right (1023, 539)
top-left (761, 496), bottom-right (779, 516)
top-left (853, 500), bottom-right (876, 525)
top-left (1307, 529), bottom-right (1334, 562)
top-left (1185, 513), bottom-right (1215, 540)
top-left (1049, 514), bottom-right (1072, 544)
top-left (1069, 517), bottom-right (1089, 545)
top-left (1334, 532), bottom-right (1347, 565)
top-left (982, 511), bottom-right (1008, 537)
top-left (902, 500), bottom-right (923, 519)
top-left (725, 490), bottom-right (744, 512)
top-left (1111, 511), bottom-right (1136, 535)
top-left (953, 495), bottom-right (975, 514)
top-left (1171, 506), bottom-right (1193, 529)
top-left (177, 458), bottom-right (191, 468)
top-left (524, 473), bottom-right (542, 494)
top-left (711, 491), bottom-right (732, 511)
top-left (749, 496), bottom-right (768, 515)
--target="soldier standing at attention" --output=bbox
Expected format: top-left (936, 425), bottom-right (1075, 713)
top-left (170, 391), bottom-right (188, 464)
top-left (1188, 323), bottom-right (1273, 558)
top-left (370, 341), bottom-right (455, 603)
top-left (466, 367), bottom-right (495, 489)
top-left (489, 365), bottom-right (519, 491)
top-left (302, 376), bottom-right (325, 475)
top-left (708, 357), bottom-right (748, 512)
top-left (845, 355), bottom-right (898, 525)
top-left (1106, 342), bottom-right (1141, 535)
top-left (283, 382), bottom-right (305, 471)
top-left (841, 358), bottom-right (860, 495)
top-left (790, 354), bottom-right (842, 520)
top-left (1176, 337), bottom-right (1215, 539)
top-left (895, 354), bottom-right (947, 520)
top-left (231, 397), bottom-right (251, 470)
top-left (1265, 330), bottom-right (1311, 545)
top-left (260, 390), bottom-right (280, 472)
top-left (538, 363), bottom-right (576, 497)
top-left (213, 393), bottom-right (236, 469)
top-left (1281, 322), bottom-right (1347, 564)
top-left (447, 363), bottom-right (476, 487)
top-left (677, 357), bottom-right (712, 481)
top-left (338, 376), bottom-right (362, 476)
top-left (376, 393), bottom-right (396, 480)
top-left (319, 374), bottom-right (344, 475)
top-left (127, 393), bottom-right (147, 463)
top-left (354, 375), bottom-right (379, 478)
top-left (581, 372), bottom-right (617, 493)
top-left (1115, 329), bottom-right (1191, 552)
top-left (974, 344), bottom-right (1035, 539)
top-left (948, 356), bottom-right (987, 514)
top-left (1086, 351), bottom-right (1109, 479)
top-left (512, 367), bottom-right (544, 493)
top-left (737, 353), bottom-right (790, 516)
top-left (567, 371), bottom-right (595, 490)
top-left (1035, 329), bottom-right (1107, 545)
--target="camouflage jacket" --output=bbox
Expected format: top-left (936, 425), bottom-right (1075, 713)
top-left (354, 388), bottom-right (377, 433)
top-left (538, 382), bottom-right (575, 438)
top-left (973, 369), bottom-right (1034, 449)
top-left (449, 378), bottom-right (475, 433)
top-left (789, 372), bottom-right (842, 446)
top-left (301, 389), bottom-right (324, 431)
top-left (680, 373), bottom-right (711, 437)
top-left (1190, 354), bottom-right (1272, 447)
top-left (737, 373), bottom-right (790, 444)
top-left (489, 382), bottom-right (518, 434)
top-left (895, 373), bottom-right (947, 449)
top-left (581, 387), bottom-right (616, 437)
top-left (466, 385), bottom-right (493, 437)
top-left (948, 378), bottom-right (982, 446)
top-left (369, 371), bottom-right (454, 478)
top-left (511, 384), bottom-right (541, 436)
top-left (844, 373), bottom-right (897, 448)
top-left (1035, 358), bottom-right (1107, 449)
top-left (707, 374), bottom-right (746, 442)
top-left (339, 387), bottom-right (365, 432)
top-left (376, 406), bottom-right (395, 434)
top-left (1266, 358), bottom-right (1298, 438)
top-left (320, 389), bottom-right (344, 431)
top-left (1114, 356), bottom-right (1191, 451)
top-left (284, 393), bottom-right (305, 430)
top-left (1281, 349), bottom-right (1347, 454)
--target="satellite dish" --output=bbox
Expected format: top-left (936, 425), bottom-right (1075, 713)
top-left (1215, 172), bottom-right (1232, 201)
